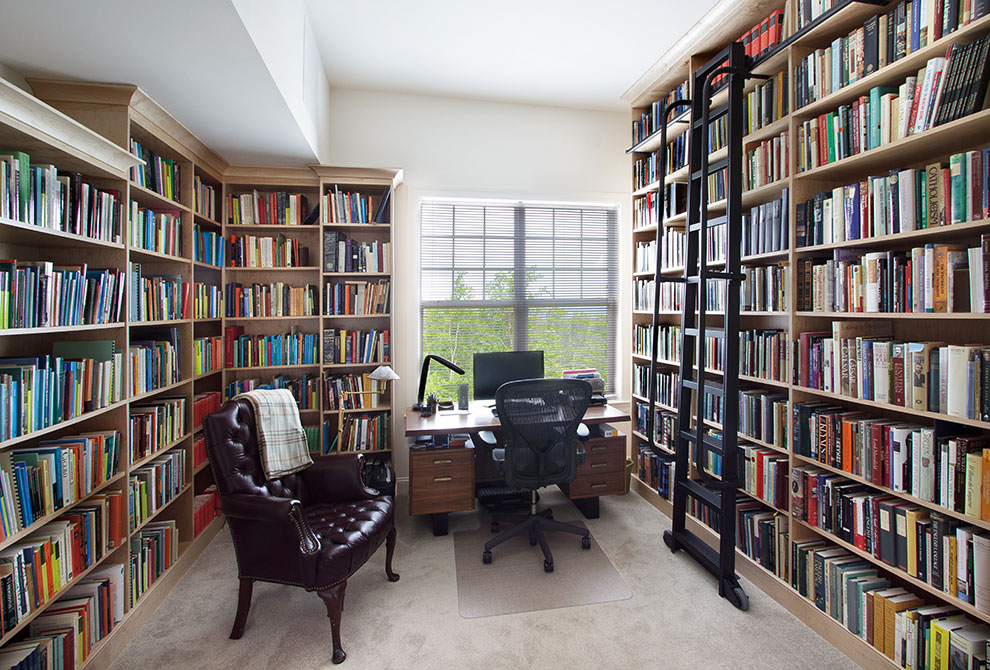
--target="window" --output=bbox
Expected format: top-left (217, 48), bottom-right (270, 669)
top-left (420, 198), bottom-right (618, 400)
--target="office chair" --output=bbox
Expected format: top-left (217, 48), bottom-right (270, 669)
top-left (481, 378), bottom-right (592, 572)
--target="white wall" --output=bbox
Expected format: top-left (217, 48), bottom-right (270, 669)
top-left (327, 88), bottom-right (631, 484)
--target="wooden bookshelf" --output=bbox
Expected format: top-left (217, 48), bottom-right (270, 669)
top-left (624, 2), bottom-right (990, 668)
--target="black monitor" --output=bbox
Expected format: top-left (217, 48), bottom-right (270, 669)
top-left (473, 351), bottom-right (545, 400)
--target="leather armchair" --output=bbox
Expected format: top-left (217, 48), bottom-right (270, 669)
top-left (204, 399), bottom-right (399, 664)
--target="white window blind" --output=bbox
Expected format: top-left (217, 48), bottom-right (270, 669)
top-left (420, 198), bottom-right (618, 400)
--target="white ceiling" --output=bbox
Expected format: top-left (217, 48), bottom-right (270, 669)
top-left (0, 0), bottom-right (719, 164)
top-left (306, 0), bottom-right (720, 111)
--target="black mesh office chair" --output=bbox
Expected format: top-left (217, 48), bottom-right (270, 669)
top-left (481, 378), bottom-right (592, 572)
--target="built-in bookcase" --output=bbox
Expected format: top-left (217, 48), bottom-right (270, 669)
top-left (625, 3), bottom-right (990, 668)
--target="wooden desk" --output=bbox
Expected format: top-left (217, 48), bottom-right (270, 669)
top-left (405, 401), bottom-right (631, 535)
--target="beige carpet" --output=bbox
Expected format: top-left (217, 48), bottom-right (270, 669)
top-left (453, 519), bottom-right (631, 618)
top-left (107, 489), bottom-right (860, 670)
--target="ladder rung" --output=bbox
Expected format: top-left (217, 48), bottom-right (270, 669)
top-left (692, 157), bottom-right (729, 179)
top-left (681, 478), bottom-right (721, 510)
top-left (656, 276), bottom-right (686, 284)
top-left (688, 215), bottom-right (727, 232)
top-left (684, 327), bottom-right (726, 338)
top-left (679, 429), bottom-right (725, 454)
top-left (683, 378), bottom-right (725, 396)
top-left (703, 271), bottom-right (745, 281)
top-left (692, 103), bottom-right (729, 128)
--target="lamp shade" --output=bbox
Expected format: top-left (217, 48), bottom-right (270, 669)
top-left (369, 365), bottom-right (400, 381)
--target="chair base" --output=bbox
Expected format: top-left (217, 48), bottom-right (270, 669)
top-left (483, 505), bottom-right (590, 572)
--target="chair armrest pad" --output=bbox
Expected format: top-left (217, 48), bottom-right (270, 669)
top-left (223, 493), bottom-right (320, 555)
top-left (577, 423), bottom-right (590, 440)
top-left (476, 430), bottom-right (497, 446)
top-left (300, 454), bottom-right (380, 503)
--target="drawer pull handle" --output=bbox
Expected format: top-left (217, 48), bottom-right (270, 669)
top-left (590, 463), bottom-right (608, 469)
top-left (591, 483), bottom-right (608, 489)
top-left (591, 446), bottom-right (608, 452)
top-left (433, 458), bottom-right (453, 465)
top-left (434, 476), bottom-right (453, 482)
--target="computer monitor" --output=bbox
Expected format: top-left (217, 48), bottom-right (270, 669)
top-left (473, 350), bottom-right (545, 400)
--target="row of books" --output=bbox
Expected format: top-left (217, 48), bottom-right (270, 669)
top-left (739, 328), bottom-right (789, 382)
top-left (192, 391), bottom-right (221, 428)
top-left (740, 443), bottom-right (788, 509)
top-left (634, 402), bottom-right (674, 446)
top-left (226, 191), bottom-right (312, 227)
top-left (636, 443), bottom-right (675, 500)
top-left (321, 186), bottom-right (391, 224)
top-left (736, 500), bottom-right (788, 581)
top-left (743, 71), bottom-right (788, 135)
top-left (707, 116), bottom-right (729, 154)
top-left (1, 150), bottom-right (123, 243)
top-left (227, 234), bottom-right (310, 269)
top-left (798, 154), bottom-right (990, 249)
top-left (324, 279), bottom-right (390, 316)
top-left (0, 510), bottom-right (122, 643)
top-left (323, 231), bottom-right (390, 274)
top-left (224, 328), bottom-right (319, 369)
top-left (223, 374), bottom-right (319, 410)
top-left (321, 328), bottom-right (391, 366)
top-left (193, 487), bottom-right (220, 537)
top-left (738, 389), bottom-right (790, 450)
top-left (798, 322), bottom-right (990, 419)
top-left (194, 225), bottom-right (224, 267)
top-left (630, 78), bottom-right (689, 146)
top-left (129, 140), bottom-right (180, 203)
top-left (796, 241), bottom-right (988, 313)
top-left (129, 397), bottom-right (186, 464)
top-left (193, 175), bottom-right (216, 221)
top-left (631, 323), bottom-right (681, 363)
top-left (193, 434), bottom-right (207, 472)
top-left (0, 563), bottom-right (124, 666)
top-left (707, 168), bottom-right (727, 203)
top-left (742, 189), bottom-right (790, 258)
top-left (224, 281), bottom-right (317, 318)
top-left (323, 372), bottom-right (386, 411)
top-left (742, 263), bottom-right (788, 312)
top-left (0, 260), bottom-right (125, 330)
top-left (324, 413), bottom-right (391, 453)
top-left (193, 335), bottom-right (222, 377)
top-left (0, 342), bottom-right (124, 441)
top-left (633, 278), bottom-right (683, 313)
top-left (796, 43), bottom-right (990, 173)
top-left (128, 329), bottom-right (180, 396)
top-left (192, 281), bottom-right (223, 319)
top-left (632, 364), bottom-right (678, 408)
top-left (129, 264), bottom-right (185, 322)
top-left (792, 536), bottom-right (990, 668)
top-left (741, 9), bottom-right (786, 62)
top-left (0, 430), bottom-right (121, 538)
top-left (743, 130), bottom-right (788, 191)
top-left (129, 520), bottom-right (177, 608)
top-left (128, 451), bottom-right (185, 530)
top-left (128, 202), bottom-right (181, 257)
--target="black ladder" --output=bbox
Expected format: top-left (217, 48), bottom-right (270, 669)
top-left (646, 41), bottom-right (758, 611)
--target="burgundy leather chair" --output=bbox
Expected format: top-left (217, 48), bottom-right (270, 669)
top-left (203, 399), bottom-right (399, 664)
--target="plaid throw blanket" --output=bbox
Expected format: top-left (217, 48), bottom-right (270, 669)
top-left (236, 389), bottom-right (313, 480)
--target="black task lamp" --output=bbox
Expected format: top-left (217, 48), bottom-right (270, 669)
top-left (413, 354), bottom-right (465, 411)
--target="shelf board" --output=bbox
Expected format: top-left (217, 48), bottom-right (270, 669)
top-left (226, 224), bottom-right (321, 231)
top-left (129, 247), bottom-right (188, 264)
top-left (129, 378), bottom-right (190, 403)
top-left (793, 517), bottom-right (990, 625)
top-left (227, 363), bottom-right (321, 372)
top-left (630, 393), bottom-right (676, 413)
top-left (0, 398), bottom-right (127, 451)
top-left (129, 483), bottom-right (191, 535)
top-left (223, 315), bottom-right (320, 321)
top-left (0, 215), bottom-right (125, 250)
top-left (796, 108), bottom-right (990, 182)
top-left (129, 182), bottom-right (189, 213)
top-left (322, 404), bottom-right (392, 415)
top-left (330, 448), bottom-right (393, 455)
top-left (0, 321), bottom-right (126, 337)
top-left (322, 361), bottom-right (393, 370)
top-left (322, 222), bottom-right (392, 231)
top-left (130, 433), bottom-right (191, 471)
top-left (625, 108), bottom-right (691, 154)
top-left (738, 373), bottom-right (791, 390)
top-left (795, 310), bottom-right (988, 319)
top-left (131, 318), bottom-right (190, 327)
top-left (193, 260), bottom-right (223, 271)
top-left (633, 222), bottom-right (659, 235)
top-left (323, 313), bottom-right (391, 319)
top-left (193, 368), bottom-right (222, 381)
top-left (738, 485), bottom-right (789, 515)
top-left (794, 217), bottom-right (990, 254)
top-left (741, 179), bottom-right (788, 208)
top-left (193, 316), bottom-right (222, 323)
top-left (193, 212), bottom-right (222, 229)
top-left (322, 271), bottom-right (390, 277)
top-left (742, 116), bottom-right (790, 145)
top-left (792, 385), bottom-right (990, 431)
top-left (632, 180), bottom-right (660, 197)
top-left (193, 460), bottom-right (210, 475)
top-left (227, 266), bottom-right (320, 272)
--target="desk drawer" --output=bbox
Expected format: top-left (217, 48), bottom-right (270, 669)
top-left (577, 436), bottom-right (625, 477)
top-left (560, 470), bottom-right (625, 499)
top-left (409, 448), bottom-right (474, 515)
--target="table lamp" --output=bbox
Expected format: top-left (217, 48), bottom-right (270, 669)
top-left (413, 354), bottom-right (464, 411)
top-left (332, 365), bottom-right (399, 452)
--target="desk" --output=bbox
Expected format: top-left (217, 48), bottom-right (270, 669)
top-left (405, 401), bottom-right (631, 535)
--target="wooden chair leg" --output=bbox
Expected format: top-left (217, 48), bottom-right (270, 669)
top-left (318, 581), bottom-right (348, 664)
top-left (230, 579), bottom-right (253, 640)
top-left (385, 527), bottom-right (400, 582)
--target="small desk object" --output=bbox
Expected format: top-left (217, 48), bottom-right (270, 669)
top-left (405, 401), bottom-right (630, 535)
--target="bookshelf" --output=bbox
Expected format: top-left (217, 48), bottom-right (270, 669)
top-left (625, 2), bottom-right (990, 668)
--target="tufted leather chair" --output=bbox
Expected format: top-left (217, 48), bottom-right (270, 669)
top-left (203, 399), bottom-right (399, 664)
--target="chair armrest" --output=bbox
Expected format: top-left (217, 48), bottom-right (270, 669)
top-left (476, 430), bottom-right (497, 446)
top-left (575, 423), bottom-right (590, 465)
top-left (577, 423), bottom-right (590, 440)
top-left (223, 493), bottom-right (320, 555)
top-left (299, 454), bottom-right (380, 503)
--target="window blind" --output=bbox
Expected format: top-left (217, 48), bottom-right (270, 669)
top-left (420, 198), bottom-right (618, 400)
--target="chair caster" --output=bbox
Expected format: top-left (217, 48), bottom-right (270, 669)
top-left (482, 550), bottom-right (492, 565)
top-left (490, 522), bottom-right (500, 533)
top-left (581, 536), bottom-right (591, 550)
top-left (543, 559), bottom-right (554, 573)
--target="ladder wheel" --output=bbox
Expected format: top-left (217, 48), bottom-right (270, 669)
top-left (724, 582), bottom-right (749, 611)
top-left (482, 550), bottom-right (492, 565)
top-left (581, 537), bottom-right (591, 550)
top-left (543, 559), bottom-right (554, 573)
top-left (662, 530), bottom-right (677, 552)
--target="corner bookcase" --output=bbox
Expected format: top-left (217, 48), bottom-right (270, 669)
top-left (626, 3), bottom-right (990, 668)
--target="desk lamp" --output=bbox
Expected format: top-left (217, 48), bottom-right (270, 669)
top-left (332, 365), bottom-right (399, 452)
top-left (412, 354), bottom-right (464, 411)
